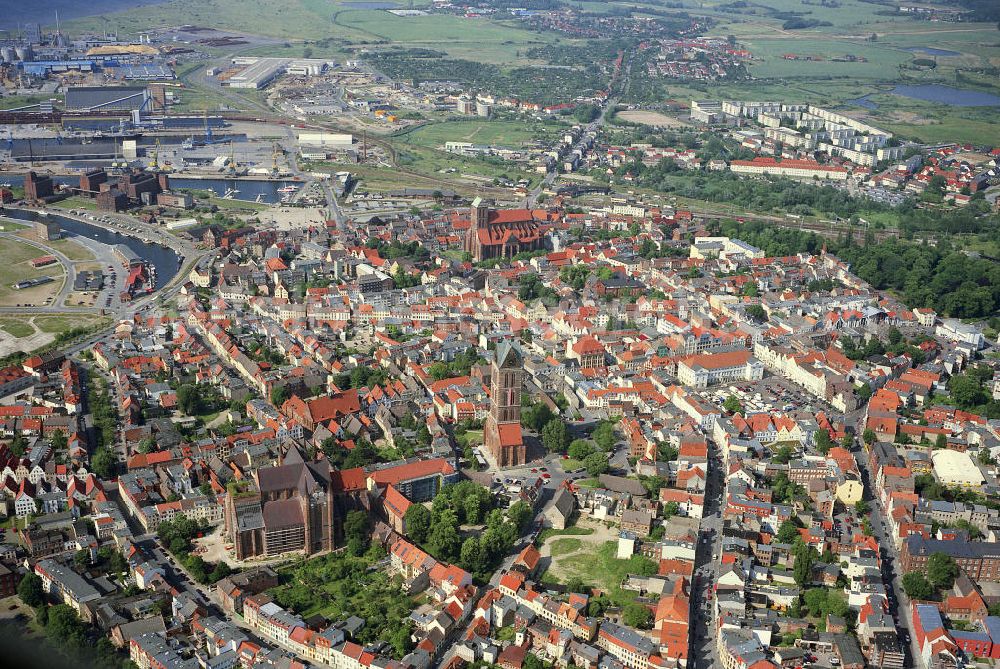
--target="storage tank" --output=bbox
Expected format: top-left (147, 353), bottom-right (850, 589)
top-left (0, 47), bottom-right (14, 63)
top-left (14, 45), bottom-right (33, 62)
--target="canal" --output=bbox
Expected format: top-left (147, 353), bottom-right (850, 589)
top-left (1, 208), bottom-right (182, 287)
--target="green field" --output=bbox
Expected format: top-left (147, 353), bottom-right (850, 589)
top-left (0, 237), bottom-right (65, 307)
top-left (48, 195), bottom-right (98, 213)
top-left (741, 39), bottom-right (911, 80)
top-left (550, 538), bottom-right (583, 557)
top-left (336, 10), bottom-right (544, 44)
top-left (65, 0), bottom-right (371, 39)
top-left (700, 0), bottom-right (921, 35)
top-left (542, 540), bottom-right (657, 605)
top-left (63, 0), bottom-right (549, 44)
top-left (401, 120), bottom-right (560, 148)
top-left (0, 319), bottom-right (35, 338)
top-left (33, 315), bottom-right (109, 334)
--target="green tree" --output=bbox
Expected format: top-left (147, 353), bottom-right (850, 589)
top-left (91, 447), bottom-right (117, 479)
top-left (775, 519), bottom-right (801, 544)
top-left (746, 304), bottom-right (768, 322)
top-left (623, 603), bottom-right (652, 629)
top-left (270, 385), bottom-right (291, 407)
top-left (426, 510), bottom-right (461, 562)
top-left (521, 402), bottom-right (555, 431)
top-left (388, 623), bottom-right (414, 658)
top-left (723, 395), bottom-right (743, 414)
top-left (902, 572), bottom-right (934, 600)
top-left (138, 436), bottom-right (156, 454)
top-left (815, 430), bottom-right (833, 455)
top-left (344, 510), bottom-right (370, 554)
top-left (74, 549), bottom-right (90, 569)
top-left (662, 502), bottom-right (679, 519)
top-left (862, 429), bottom-right (876, 445)
top-left (17, 573), bottom-right (45, 608)
top-left (592, 420), bottom-right (617, 451)
top-left (773, 445), bottom-right (794, 464)
top-left (934, 433), bottom-right (948, 450)
top-left (541, 419), bottom-right (570, 453)
top-left (568, 439), bottom-right (595, 460)
top-left (50, 429), bottom-right (67, 450)
top-left (10, 432), bottom-right (26, 457)
top-left (459, 537), bottom-right (488, 574)
top-left (792, 540), bottom-right (817, 586)
top-left (109, 551), bottom-right (128, 575)
top-left (583, 452), bottom-right (610, 476)
top-left (176, 383), bottom-right (203, 415)
top-left (404, 503), bottom-right (431, 544)
top-left (927, 552), bottom-right (959, 590)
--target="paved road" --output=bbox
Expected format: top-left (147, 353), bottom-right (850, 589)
top-left (526, 50), bottom-right (632, 208)
top-left (852, 438), bottom-right (922, 666)
top-left (690, 437), bottom-right (725, 669)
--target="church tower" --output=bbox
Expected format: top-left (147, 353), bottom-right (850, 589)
top-left (464, 197), bottom-right (491, 260)
top-left (483, 341), bottom-right (526, 468)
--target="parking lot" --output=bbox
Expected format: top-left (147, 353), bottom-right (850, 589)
top-left (707, 375), bottom-right (826, 416)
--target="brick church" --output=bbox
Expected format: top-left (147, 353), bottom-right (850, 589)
top-left (462, 198), bottom-right (547, 261)
top-left (484, 341), bottom-right (526, 468)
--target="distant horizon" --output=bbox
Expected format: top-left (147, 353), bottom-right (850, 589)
top-left (0, 0), bottom-right (170, 32)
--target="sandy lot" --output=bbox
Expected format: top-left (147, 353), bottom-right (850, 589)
top-left (617, 110), bottom-right (692, 128)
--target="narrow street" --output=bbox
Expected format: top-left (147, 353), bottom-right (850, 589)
top-left (852, 438), bottom-right (923, 667)
top-left (690, 436), bottom-right (725, 669)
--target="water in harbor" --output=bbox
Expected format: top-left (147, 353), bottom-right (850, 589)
top-left (169, 178), bottom-right (302, 204)
top-left (0, 208), bottom-right (181, 287)
top-left (0, 173), bottom-right (300, 204)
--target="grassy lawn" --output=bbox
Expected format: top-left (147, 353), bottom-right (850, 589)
top-left (542, 540), bottom-right (657, 605)
top-left (396, 143), bottom-right (541, 189)
top-left (34, 314), bottom-right (109, 334)
top-left (560, 457), bottom-right (584, 472)
top-left (458, 429), bottom-right (483, 448)
top-left (48, 195), bottom-right (97, 212)
top-left (14, 232), bottom-right (95, 261)
top-left (402, 119), bottom-right (561, 149)
top-left (0, 237), bottom-right (65, 307)
top-left (0, 319), bottom-right (35, 338)
top-left (536, 524), bottom-right (594, 545)
top-left (549, 537), bottom-right (583, 557)
top-left (0, 220), bottom-right (27, 233)
top-left (0, 94), bottom-right (51, 110)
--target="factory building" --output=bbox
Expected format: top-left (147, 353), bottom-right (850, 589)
top-left (80, 168), bottom-right (108, 195)
top-left (34, 218), bottom-right (61, 241)
top-left (97, 189), bottom-right (128, 213)
top-left (64, 86), bottom-right (150, 112)
top-left (226, 58), bottom-right (287, 89)
top-left (24, 171), bottom-right (54, 201)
